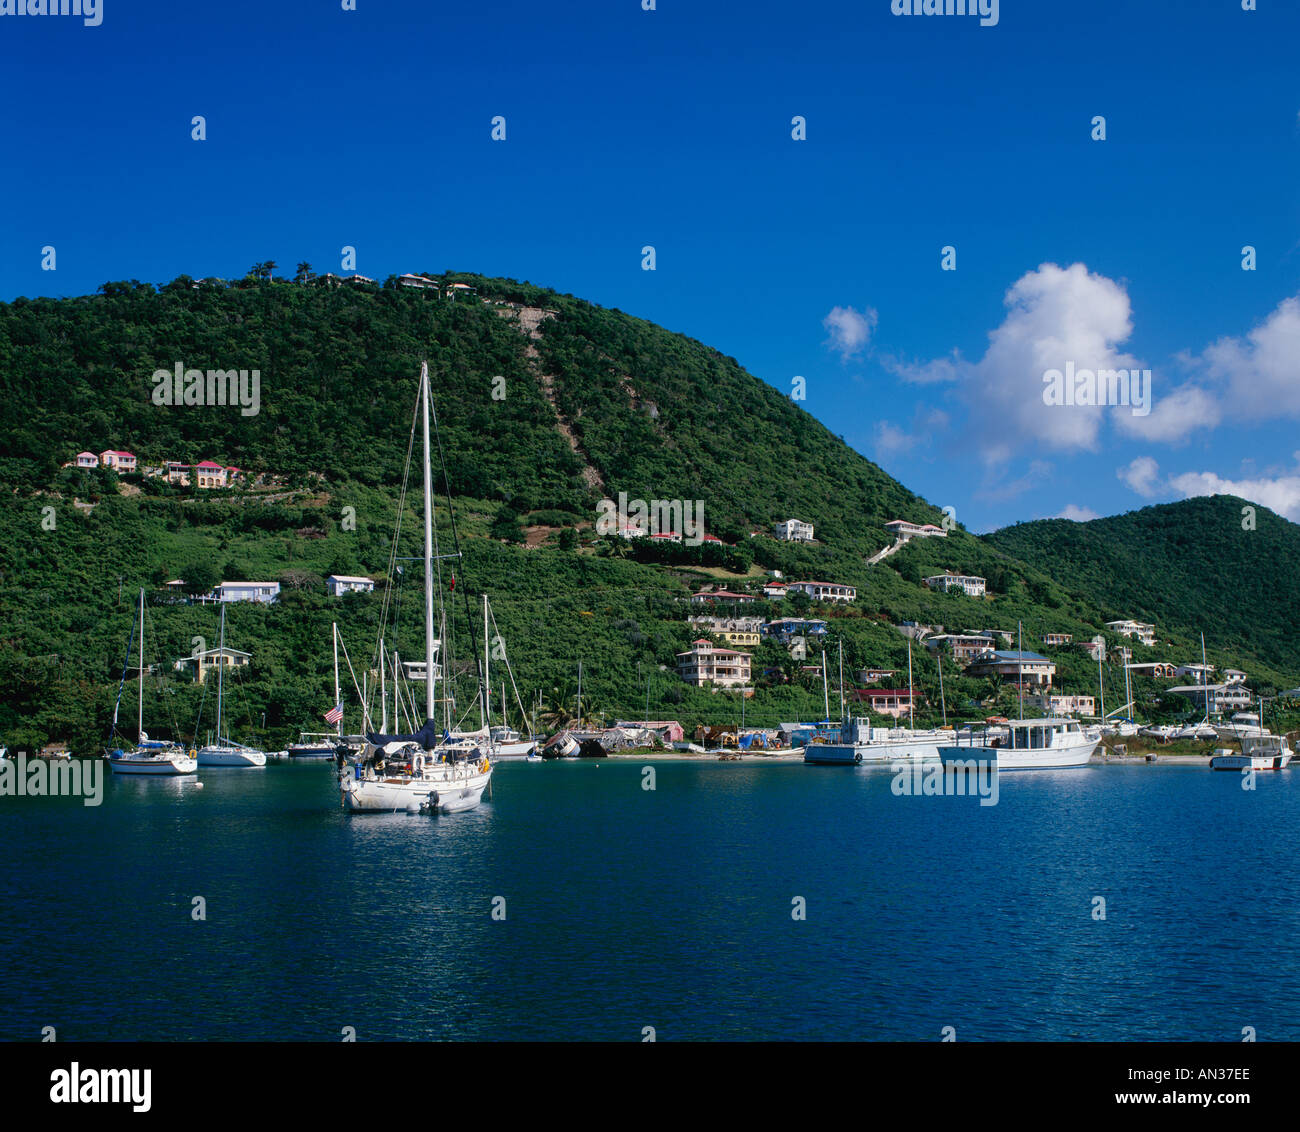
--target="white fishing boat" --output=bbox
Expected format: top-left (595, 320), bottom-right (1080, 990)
top-left (339, 362), bottom-right (492, 815)
top-left (196, 605), bottom-right (266, 767)
top-left (542, 731), bottom-right (580, 759)
top-left (805, 718), bottom-right (944, 765)
top-left (107, 589), bottom-right (198, 777)
top-left (939, 717), bottom-right (1099, 771)
top-left (1210, 735), bottom-right (1293, 771)
top-left (1214, 712), bottom-right (1268, 741)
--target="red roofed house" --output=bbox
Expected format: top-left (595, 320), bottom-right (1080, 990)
top-left (99, 450), bottom-right (137, 472)
top-left (165, 462), bottom-right (191, 485)
top-left (676, 640), bottom-right (752, 688)
top-left (849, 687), bottom-right (919, 719)
top-left (74, 451), bottom-right (99, 469)
top-left (194, 461), bottom-right (227, 489)
top-left (689, 589), bottom-right (756, 606)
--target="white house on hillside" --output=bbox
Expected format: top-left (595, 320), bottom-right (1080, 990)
top-left (924, 572), bottom-right (986, 597)
top-left (327, 575), bottom-right (376, 596)
top-left (1106, 620), bottom-right (1156, 647)
top-left (774, 519), bottom-right (815, 542)
top-left (214, 581), bottom-right (280, 604)
top-left (785, 581), bottom-right (856, 603)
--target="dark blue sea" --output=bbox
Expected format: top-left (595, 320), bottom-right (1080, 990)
top-left (2, 760), bottom-right (1297, 1041)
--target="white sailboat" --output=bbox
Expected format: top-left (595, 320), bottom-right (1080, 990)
top-left (196, 604), bottom-right (267, 767)
top-left (107, 589), bottom-right (198, 776)
top-left (340, 362), bottom-right (492, 814)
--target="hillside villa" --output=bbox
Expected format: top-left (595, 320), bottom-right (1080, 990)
top-left (884, 519), bottom-right (947, 540)
top-left (1106, 619), bottom-right (1157, 647)
top-left (689, 589), bottom-right (756, 606)
top-left (762, 618), bottom-right (828, 643)
top-left (924, 633), bottom-right (997, 663)
top-left (848, 687), bottom-right (919, 719)
top-left (689, 615), bottom-right (763, 646)
top-left (1043, 632), bottom-right (1073, 647)
top-left (172, 646), bottom-right (252, 685)
top-left (965, 650), bottom-right (1056, 687)
top-left (774, 518), bottom-right (815, 542)
top-left (214, 581), bottom-right (280, 604)
top-left (1170, 683), bottom-right (1253, 714)
top-left (1027, 693), bottom-right (1096, 716)
top-left (923, 572), bottom-right (987, 597)
top-left (327, 575), bottom-right (376, 596)
top-left (98, 450), bottom-right (137, 472)
top-left (676, 640), bottom-right (752, 688)
top-left (785, 581), bottom-right (856, 603)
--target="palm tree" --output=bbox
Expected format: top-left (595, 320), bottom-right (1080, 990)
top-left (539, 682), bottom-right (578, 730)
top-left (295, 262), bottom-right (313, 283)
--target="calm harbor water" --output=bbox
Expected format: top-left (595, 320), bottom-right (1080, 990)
top-left (1, 759), bottom-right (1297, 1042)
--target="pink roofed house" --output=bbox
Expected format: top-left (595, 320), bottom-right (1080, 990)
top-left (194, 461), bottom-right (227, 489)
top-left (99, 450), bottom-right (137, 472)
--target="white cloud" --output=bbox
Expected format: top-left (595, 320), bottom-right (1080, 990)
top-left (1115, 384), bottom-right (1220, 443)
top-left (1166, 469), bottom-right (1300, 522)
top-left (897, 263), bottom-right (1146, 464)
top-left (823, 306), bottom-right (878, 360)
top-left (871, 408), bottom-right (950, 459)
top-left (1118, 455), bottom-right (1162, 497)
top-left (1054, 504), bottom-right (1100, 521)
top-left (1197, 295), bottom-right (1300, 418)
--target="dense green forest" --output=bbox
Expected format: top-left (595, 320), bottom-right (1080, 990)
top-left (1, 271), bottom-right (1297, 753)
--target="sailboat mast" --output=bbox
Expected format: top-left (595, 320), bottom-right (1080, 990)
top-left (482, 593), bottom-right (490, 729)
top-left (421, 362), bottom-right (436, 726)
top-left (938, 653), bottom-right (947, 728)
top-left (838, 640), bottom-right (845, 722)
top-left (822, 649), bottom-right (830, 721)
top-left (379, 637), bottom-right (388, 732)
top-left (332, 622), bottom-right (341, 738)
top-left (1097, 650), bottom-right (1105, 724)
top-left (1018, 621), bottom-right (1024, 721)
top-left (216, 603), bottom-right (226, 741)
top-left (577, 660), bottom-right (583, 728)
top-left (138, 587), bottom-right (145, 743)
top-left (907, 638), bottom-right (914, 731)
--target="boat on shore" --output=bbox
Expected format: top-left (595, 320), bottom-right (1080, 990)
top-left (1210, 735), bottom-right (1293, 771)
top-left (939, 717), bottom-right (1099, 771)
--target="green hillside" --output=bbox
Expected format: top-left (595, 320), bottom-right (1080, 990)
top-left (0, 271), bottom-right (1296, 753)
top-left (983, 497), bottom-right (1300, 679)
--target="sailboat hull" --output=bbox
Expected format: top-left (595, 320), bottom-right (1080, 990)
top-left (108, 754), bottom-right (198, 776)
top-left (341, 762), bottom-right (492, 813)
top-left (197, 746), bottom-right (267, 767)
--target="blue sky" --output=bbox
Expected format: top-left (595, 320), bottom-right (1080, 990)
top-left (2, 0), bottom-right (1297, 532)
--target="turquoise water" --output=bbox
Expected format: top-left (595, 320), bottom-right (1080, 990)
top-left (1, 760), bottom-right (1297, 1041)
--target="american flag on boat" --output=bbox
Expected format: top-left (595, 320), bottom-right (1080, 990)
top-left (323, 703), bottom-right (344, 724)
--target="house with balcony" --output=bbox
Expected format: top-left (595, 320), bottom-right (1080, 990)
top-left (1125, 662), bottom-right (1176, 679)
top-left (924, 633), bottom-right (997, 664)
top-left (165, 461), bottom-right (191, 485)
top-left (1106, 620), bottom-right (1157, 647)
top-left (1043, 632), bottom-right (1073, 647)
top-left (1027, 693), bottom-right (1096, 717)
top-left (785, 581), bottom-right (856, 603)
top-left (774, 518), bottom-right (815, 542)
top-left (923, 571), bottom-right (986, 597)
top-left (99, 450), bottom-right (137, 472)
top-left (848, 687), bottom-right (919, 719)
top-left (884, 519), bottom-right (947, 540)
top-left (194, 460), bottom-right (227, 489)
top-left (965, 650), bottom-right (1056, 687)
top-left (676, 640), bottom-right (752, 689)
top-left (762, 582), bottom-right (788, 600)
top-left (327, 575), bottom-right (376, 596)
top-left (1170, 683), bottom-right (1252, 714)
top-left (73, 451), bottom-right (99, 469)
